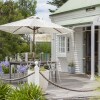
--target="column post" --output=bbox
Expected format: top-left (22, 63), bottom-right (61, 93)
top-left (30, 35), bottom-right (32, 53)
top-left (91, 24), bottom-right (95, 80)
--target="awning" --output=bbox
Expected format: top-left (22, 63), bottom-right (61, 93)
top-left (57, 16), bottom-right (98, 26)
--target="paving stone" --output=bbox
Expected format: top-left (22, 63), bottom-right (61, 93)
top-left (46, 72), bottom-right (100, 99)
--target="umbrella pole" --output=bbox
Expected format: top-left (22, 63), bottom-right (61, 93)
top-left (30, 35), bottom-right (32, 53)
top-left (33, 28), bottom-right (36, 60)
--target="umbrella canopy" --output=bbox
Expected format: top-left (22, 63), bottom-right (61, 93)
top-left (0, 16), bottom-right (72, 34)
top-left (0, 16), bottom-right (73, 59)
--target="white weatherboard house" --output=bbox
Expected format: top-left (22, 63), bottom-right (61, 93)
top-left (50, 0), bottom-right (100, 80)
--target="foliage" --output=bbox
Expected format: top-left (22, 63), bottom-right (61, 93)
top-left (0, 81), bottom-right (45, 100)
top-left (0, 0), bottom-right (24, 25)
top-left (47, 0), bottom-right (68, 12)
top-left (0, 61), bottom-right (15, 74)
top-left (18, 0), bottom-right (37, 18)
top-left (7, 83), bottom-right (46, 100)
top-left (35, 42), bottom-right (51, 60)
top-left (2, 66), bottom-right (9, 74)
top-left (36, 42), bottom-right (51, 54)
top-left (0, 0), bottom-right (36, 60)
top-left (2, 66), bottom-right (15, 74)
top-left (0, 32), bottom-right (30, 60)
top-left (0, 81), bottom-right (12, 100)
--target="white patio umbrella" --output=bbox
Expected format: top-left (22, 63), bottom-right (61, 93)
top-left (0, 16), bottom-right (73, 58)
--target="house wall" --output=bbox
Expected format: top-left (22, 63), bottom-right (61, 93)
top-left (51, 6), bottom-right (100, 24)
top-left (56, 33), bottom-right (74, 72)
top-left (51, 33), bottom-right (68, 72)
top-left (51, 28), bottom-right (83, 73)
top-left (58, 57), bottom-right (68, 72)
top-left (51, 4), bottom-right (100, 74)
top-left (74, 27), bottom-right (83, 73)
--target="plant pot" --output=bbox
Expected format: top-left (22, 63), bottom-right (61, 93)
top-left (28, 70), bottom-right (49, 91)
top-left (68, 66), bottom-right (75, 74)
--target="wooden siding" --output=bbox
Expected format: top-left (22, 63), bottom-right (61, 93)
top-left (51, 28), bottom-right (83, 73)
top-left (74, 28), bottom-right (83, 73)
top-left (56, 33), bottom-right (74, 72)
top-left (51, 6), bottom-right (100, 24)
top-left (51, 5), bottom-right (100, 73)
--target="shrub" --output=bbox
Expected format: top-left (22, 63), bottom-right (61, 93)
top-left (2, 66), bottom-right (9, 74)
top-left (7, 83), bottom-right (46, 100)
top-left (0, 81), bottom-right (12, 100)
top-left (2, 66), bottom-right (15, 74)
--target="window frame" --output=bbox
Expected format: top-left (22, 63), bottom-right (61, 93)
top-left (57, 35), bottom-right (66, 54)
top-left (67, 37), bottom-right (70, 52)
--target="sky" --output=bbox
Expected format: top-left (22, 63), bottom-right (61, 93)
top-left (36, 0), bottom-right (56, 22)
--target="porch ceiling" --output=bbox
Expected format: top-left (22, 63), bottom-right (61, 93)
top-left (58, 16), bottom-right (98, 26)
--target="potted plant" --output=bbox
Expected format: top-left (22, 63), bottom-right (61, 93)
top-left (28, 64), bottom-right (49, 91)
top-left (68, 62), bottom-right (75, 74)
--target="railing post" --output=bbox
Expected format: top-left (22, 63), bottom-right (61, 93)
top-left (17, 53), bottom-right (20, 61)
top-left (5, 56), bottom-right (8, 61)
top-left (25, 52), bottom-right (28, 62)
top-left (34, 61), bottom-right (39, 86)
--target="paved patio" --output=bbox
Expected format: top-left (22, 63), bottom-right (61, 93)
top-left (46, 72), bottom-right (100, 100)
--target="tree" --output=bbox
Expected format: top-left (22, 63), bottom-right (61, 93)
top-left (18, 0), bottom-right (37, 18)
top-left (0, 0), bottom-right (24, 24)
top-left (0, 32), bottom-right (30, 60)
top-left (0, 0), bottom-right (36, 60)
top-left (17, 0), bottom-right (37, 45)
top-left (36, 42), bottom-right (51, 54)
top-left (47, 0), bottom-right (68, 12)
top-left (35, 42), bottom-right (51, 59)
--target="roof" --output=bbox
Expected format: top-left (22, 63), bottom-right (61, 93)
top-left (52, 0), bottom-right (100, 15)
top-left (58, 16), bottom-right (98, 26)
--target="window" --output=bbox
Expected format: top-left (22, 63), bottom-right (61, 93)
top-left (67, 37), bottom-right (70, 52)
top-left (58, 36), bottom-right (65, 53)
